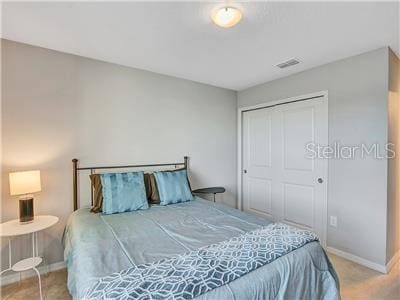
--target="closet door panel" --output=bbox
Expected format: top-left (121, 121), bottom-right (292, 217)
top-left (243, 108), bottom-right (274, 218)
top-left (273, 98), bottom-right (327, 243)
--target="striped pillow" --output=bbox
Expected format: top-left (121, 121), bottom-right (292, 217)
top-left (154, 169), bottom-right (193, 205)
top-left (100, 171), bottom-right (148, 214)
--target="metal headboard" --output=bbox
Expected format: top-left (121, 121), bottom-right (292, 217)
top-left (72, 156), bottom-right (188, 211)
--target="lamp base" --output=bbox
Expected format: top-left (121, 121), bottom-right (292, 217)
top-left (19, 197), bottom-right (34, 224)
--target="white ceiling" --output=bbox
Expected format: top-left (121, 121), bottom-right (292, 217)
top-left (2, 1), bottom-right (399, 91)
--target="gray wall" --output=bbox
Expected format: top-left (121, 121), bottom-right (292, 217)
top-left (387, 49), bottom-right (400, 263)
top-left (1, 39), bottom-right (237, 269)
top-left (238, 48), bottom-right (390, 265)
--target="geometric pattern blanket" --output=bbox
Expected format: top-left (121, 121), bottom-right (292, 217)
top-left (85, 223), bottom-right (319, 300)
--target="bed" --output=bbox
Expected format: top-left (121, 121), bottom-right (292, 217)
top-left (64, 157), bottom-right (339, 299)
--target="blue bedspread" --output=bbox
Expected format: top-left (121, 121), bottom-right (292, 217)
top-left (85, 223), bottom-right (319, 299)
top-left (64, 197), bottom-right (339, 300)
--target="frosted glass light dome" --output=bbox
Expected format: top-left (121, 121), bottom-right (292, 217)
top-left (211, 7), bottom-right (242, 28)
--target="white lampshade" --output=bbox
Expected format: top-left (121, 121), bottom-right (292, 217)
top-left (9, 170), bottom-right (41, 196)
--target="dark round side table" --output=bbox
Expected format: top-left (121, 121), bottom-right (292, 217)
top-left (192, 187), bottom-right (226, 202)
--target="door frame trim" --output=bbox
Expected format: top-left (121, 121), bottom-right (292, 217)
top-left (237, 90), bottom-right (329, 246)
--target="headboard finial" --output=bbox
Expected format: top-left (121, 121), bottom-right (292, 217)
top-left (72, 158), bottom-right (78, 211)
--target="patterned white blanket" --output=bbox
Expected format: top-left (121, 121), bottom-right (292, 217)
top-left (85, 223), bottom-right (319, 300)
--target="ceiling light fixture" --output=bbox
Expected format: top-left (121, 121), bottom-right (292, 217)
top-left (211, 6), bottom-right (242, 28)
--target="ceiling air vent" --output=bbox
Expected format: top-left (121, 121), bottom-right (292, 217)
top-left (276, 58), bottom-right (300, 69)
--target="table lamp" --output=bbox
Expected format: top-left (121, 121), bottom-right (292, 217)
top-left (9, 170), bottom-right (41, 224)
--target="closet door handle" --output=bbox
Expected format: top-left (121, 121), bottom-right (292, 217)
top-left (244, 169), bottom-right (247, 174)
top-left (317, 178), bottom-right (323, 184)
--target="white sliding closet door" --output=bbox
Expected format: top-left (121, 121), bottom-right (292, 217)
top-left (242, 107), bottom-right (275, 218)
top-left (242, 97), bottom-right (327, 244)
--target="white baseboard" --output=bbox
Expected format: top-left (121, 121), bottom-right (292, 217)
top-left (327, 247), bottom-right (387, 273)
top-left (0, 261), bottom-right (66, 286)
top-left (386, 249), bottom-right (400, 273)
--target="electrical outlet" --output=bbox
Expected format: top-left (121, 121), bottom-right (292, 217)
top-left (330, 216), bottom-right (337, 227)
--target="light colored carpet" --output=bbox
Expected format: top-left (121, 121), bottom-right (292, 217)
top-left (329, 254), bottom-right (400, 300)
top-left (1, 269), bottom-right (70, 300)
top-left (1, 254), bottom-right (399, 299)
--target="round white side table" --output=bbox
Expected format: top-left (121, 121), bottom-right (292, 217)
top-left (0, 215), bottom-right (59, 300)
